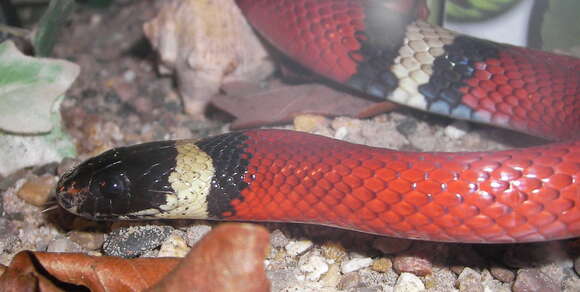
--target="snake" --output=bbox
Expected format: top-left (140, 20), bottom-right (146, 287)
top-left (56, 0), bottom-right (580, 243)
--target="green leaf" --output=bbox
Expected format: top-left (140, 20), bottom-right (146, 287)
top-left (0, 40), bottom-right (78, 175)
top-left (33, 0), bottom-right (76, 57)
top-left (0, 41), bottom-right (79, 133)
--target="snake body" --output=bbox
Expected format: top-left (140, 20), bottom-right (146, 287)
top-left (56, 0), bottom-right (580, 243)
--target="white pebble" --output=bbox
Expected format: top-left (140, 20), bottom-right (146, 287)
top-left (334, 127), bottom-right (349, 140)
top-left (394, 272), bottom-right (426, 292)
top-left (158, 232), bottom-right (190, 257)
top-left (46, 238), bottom-right (82, 253)
top-left (285, 240), bottom-right (313, 257)
top-left (123, 70), bottom-right (136, 82)
top-left (444, 121), bottom-right (470, 139)
top-left (299, 255), bottom-right (329, 281)
top-left (340, 257), bottom-right (373, 273)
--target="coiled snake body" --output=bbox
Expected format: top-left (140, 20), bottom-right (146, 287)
top-left (56, 0), bottom-right (580, 243)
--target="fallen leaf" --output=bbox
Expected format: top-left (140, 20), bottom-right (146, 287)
top-left (0, 41), bottom-right (77, 176)
top-left (0, 251), bottom-right (178, 291)
top-left (0, 41), bottom-right (79, 133)
top-left (213, 81), bottom-right (397, 129)
top-left (0, 223), bottom-right (270, 292)
top-left (149, 223), bottom-right (270, 292)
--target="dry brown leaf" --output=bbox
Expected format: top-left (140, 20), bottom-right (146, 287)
top-left (149, 223), bottom-right (270, 292)
top-left (213, 81), bottom-right (397, 129)
top-left (0, 251), bottom-right (178, 291)
top-left (0, 223), bottom-right (271, 292)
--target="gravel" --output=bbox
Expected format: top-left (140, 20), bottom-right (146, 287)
top-left (0, 1), bottom-right (579, 291)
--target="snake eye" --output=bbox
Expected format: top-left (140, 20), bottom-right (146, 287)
top-left (91, 173), bottom-right (129, 198)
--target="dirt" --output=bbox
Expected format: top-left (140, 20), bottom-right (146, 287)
top-left (1, 1), bottom-right (579, 291)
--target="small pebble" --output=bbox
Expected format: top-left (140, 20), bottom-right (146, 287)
top-left (371, 258), bottom-right (392, 273)
top-left (456, 267), bottom-right (483, 292)
top-left (320, 263), bottom-right (341, 287)
top-left (270, 229), bottom-right (289, 248)
top-left (67, 231), bottom-right (105, 250)
top-left (395, 118), bottom-right (418, 137)
top-left (123, 70), bottom-right (136, 82)
top-left (334, 127), bottom-right (349, 140)
top-left (293, 114), bottom-right (329, 133)
top-left (16, 175), bottom-right (56, 207)
top-left (341, 257), bottom-right (373, 274)
top-left (158, 231), bottom-right (190, 257)
top-left (321, 241), bottom-right (347, 262)
top-left (46, 238), bottom-right (83, 253)
top-left (489, 266), bottom-right (515, 283)
top-left (337, 272), bottom-right (362, 290)
top-left (444, 121), bottom-right (470, 139)
top-left (394, 272), bottom-right (425, 292)
top-left (513, 268), bottom-right (559, 292)
top-left (299, 255), bottom-right (329, 281)
top-left (268, 270), bottom-right (296, 292)
top-left (103, 225), bottom-right (173, 257)
top-left (185, 224), bottom-right (212, 246)
top-left (393, 255), bottom-right (432, 276)
top-left (285, 240), bottom-right (313, 257)
top-left (373, 237), bottom-right (413, 255)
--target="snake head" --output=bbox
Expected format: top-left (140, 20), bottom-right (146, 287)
top-left (56, 141), bottom-right (179, 220)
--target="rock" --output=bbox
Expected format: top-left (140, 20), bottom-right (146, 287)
top-left (158, 231), bottom-right (190, 258)
top-left (423, 268), bottom-right (458, 291)
top-left (456, 267), bottom-right (483, 292)
top-left (372, 258), bottom-right (393, 273)
top-left (269, 229), bottom-right (289, 249)
top-left (67, 231), bottom-right (105, 250)
top-left (393, 255), bottom-right (432, 276)
top-left (372, 237), bottom-right (413, 255)
top-left (562, 275), bottom-right (580, 292)
top-left (341, 257), bottom-right (373, 274)
top-left (513, 268), bottom-right (559, 292)
top-left (143, 0), bottom-right (274, 115)
top-left (396, 118), bottom-right (418, 137)
top-left (285, 240), bottom-right (313, 257)
top-left (293, 114), bottom-right (330, 133)
top-left (489, 266), bottom-right (515, 283)
top-left (16, 175), bottom-right (56, 207)
top-left (103, 225), bottom-right (173, 257)
top-left (337, 272), bottom-right (362, 290)
top-left (267, 270), bottom-right (296, 291)
top-left (444, 121), bottom-right (470, 139)
top-left (46, 238), bottom-right (83, 253)
top-left (185, 224), bottom-right (212, 246)
top-left (321, 241), bottom-right (347, 262)
top-left (320, 263), bottom-right (341, 288)
top-left (394, 272), bottom-right (425, 292)
top-left (299, 254), bottom-right (328, 281)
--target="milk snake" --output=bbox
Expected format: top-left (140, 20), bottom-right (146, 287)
top-left (56, 0), bottom-right (580, 243)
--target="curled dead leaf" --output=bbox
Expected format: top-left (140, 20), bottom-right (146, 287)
top-left (0, 223), bottom-right (271, 292)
